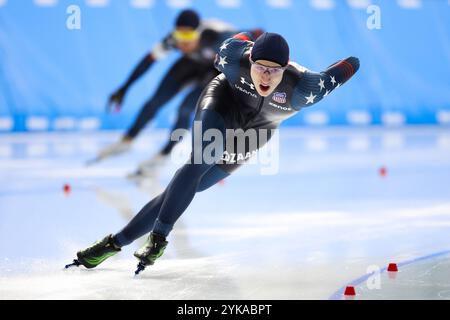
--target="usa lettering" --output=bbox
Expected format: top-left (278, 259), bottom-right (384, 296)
top-left (221, 150), bottom-right (257, 163)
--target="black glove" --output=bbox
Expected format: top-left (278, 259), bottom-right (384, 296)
top-left (106, 87), bottom-right (126, 113)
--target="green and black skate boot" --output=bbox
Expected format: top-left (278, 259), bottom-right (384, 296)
top-left (133, 232), bottom-right (168, 275)
top-left (65, 234), bottom-right (121, 269)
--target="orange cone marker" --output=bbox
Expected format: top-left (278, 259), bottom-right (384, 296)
top-left (63, 183), bottom-right (71, 195)
top-left (379, 166), bottom-right (387, 177)
top-left (387, 263), bottom-right (398, 272)
top-left (344, 286), bottom-right (356, 296)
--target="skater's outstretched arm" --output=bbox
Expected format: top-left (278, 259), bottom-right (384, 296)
top-left (120, 54), bottom-right (156, 92)
top-left (322, 57), bottom-right (360, 85)
top-left (291, 56), bottom-right (360, 110)
top-left (107, 34), bottom-right (175, 112)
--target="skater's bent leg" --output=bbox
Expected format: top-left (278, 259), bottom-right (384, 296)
top-left (196, 165), bottom-right (230, 192)
top-left (125, 57), bottom-right (199, 139)
top-left (159, 87), bottom-right (202, 156)
top-left (153, 109), bottom-right (228, 236)
top-left (113, 161), bottom-right (217, 247)
top-left (115, 164), bottom-right (230, 246)
top-left (115, 109), bottom-right (227, 244)
top-left (125, 77), bottom-right (181, 139)
top-left (113, 191), bottom-right (166, 247)
top-left (152, 162), bottom-right (217, 236)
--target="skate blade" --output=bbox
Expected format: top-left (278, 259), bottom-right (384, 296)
top-left (127, 170), bottom-right (158, 184)
top-left (134, 262), bottom-right (146, 276)
top-left (126, 171), bottom-right (142, 181)
top-left (85, 156), bottom-right (102, 167)
top-left (127, 173), bottom-right (155, 187)
top-left (65, 259), bottom-right (81, 269)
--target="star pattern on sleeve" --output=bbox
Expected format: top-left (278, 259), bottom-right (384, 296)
top-left (219, 42), bottom-right (229, 52)
top-left (218, 55), bottom-right (228, 68)
top-left (330, 76), bottom-right (337, 86)
top-left (318, 78), bottom-right (325, 91)
top-left (292, 57), bottom-right (359, 110)
top-left (305, 92), bottom-right (317, 104)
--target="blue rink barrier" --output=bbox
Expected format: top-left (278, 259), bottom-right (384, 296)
top-left (0, 0), bottom-right (449, 131)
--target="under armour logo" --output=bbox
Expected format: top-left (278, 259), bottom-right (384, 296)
top-left (240, 77), bottom-right (255, 90)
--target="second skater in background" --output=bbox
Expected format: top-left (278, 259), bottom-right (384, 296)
top-left (93, 9), bottom-right (263, 181)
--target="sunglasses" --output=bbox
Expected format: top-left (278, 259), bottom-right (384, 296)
top-left (172, 29), bottom-right (200, 42)
top-left (249, 57), bottom-right (287, 75)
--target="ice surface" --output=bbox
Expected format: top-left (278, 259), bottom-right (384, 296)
top-left (1, 127), bottom-right (450, 299)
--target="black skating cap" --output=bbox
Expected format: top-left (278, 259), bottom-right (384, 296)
top-left (251, 32), bottom-right (290, 67)
top-left (175, 9), bottom-right (200, 29)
